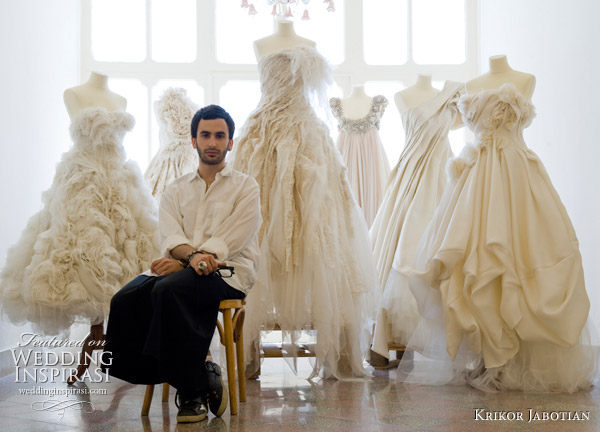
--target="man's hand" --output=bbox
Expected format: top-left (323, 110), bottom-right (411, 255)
top-left (150, 258), bottom-right (184, 276)
top-left (189, 253), bottom-right (225, 276)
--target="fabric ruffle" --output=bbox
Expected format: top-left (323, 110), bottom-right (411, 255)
top-left (145, 87), bottom-right (198, 200)
top-left (231, 45), bottom-right (377, 380)
top-left (0, 108), bottom-right (159, 335)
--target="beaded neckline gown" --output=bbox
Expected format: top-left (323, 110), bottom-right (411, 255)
top-left (399, 84), bottom-right (598, 392)
top-left (230, 45), bottom-right (377, 379)
top-left (370, 81), bottom-right (464, 357)
top-left (330, 95), bottom-right (390, 227)
top-left (0, 108), bottom-right (159, 335)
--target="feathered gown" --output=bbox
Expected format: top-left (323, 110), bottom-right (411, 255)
top-left (399, 84), bottom-right (598, 392)
top-left (0, 108), bottom-right (159, 335)
top-left (231, 45), bottom-right (377, 379)
top-left (370, 81), bottom-right (464, 357)
top-left (144, 87), bottom-right (198, 200)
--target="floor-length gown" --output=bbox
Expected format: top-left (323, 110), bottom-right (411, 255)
top-left (0, 108), bottom-right (159, 335)
top-left (370, 81), bottom-right (464, 357)
top-left (230, 45), bottom-right (377, 379)
top-left (330, 95), bottom-right (390, 227)
top-left (144, 87), bottom-right (198, 200)
top-left (399, 84), bottom-right (597, 392)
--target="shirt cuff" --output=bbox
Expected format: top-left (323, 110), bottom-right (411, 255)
top-left (199, 237), bottom-right (229, 261)
top-left (161, 234), bottom-right (191, 258)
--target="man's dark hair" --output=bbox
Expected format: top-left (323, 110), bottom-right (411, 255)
top-left (190, 105), bottom-right (235, 140)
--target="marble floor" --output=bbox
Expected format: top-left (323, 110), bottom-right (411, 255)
top-left (1, 358), bottom-right (599, 432)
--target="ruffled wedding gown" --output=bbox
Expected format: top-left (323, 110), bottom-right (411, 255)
top-left (370, 82), bottom-right (464, 357)
top-left (0, 108), bottom-right (159, 335)
top-left (399, 84), bottom-right (598, 392)
top-left (330, 95), bottom-right (390, 227)
top-left (144, 87), bottom-right (198, 200)
top-left (231, 45), bottom-right (377, 379)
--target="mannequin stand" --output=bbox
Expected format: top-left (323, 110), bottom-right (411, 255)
top-left (67, 322), bottom-right (106, 385)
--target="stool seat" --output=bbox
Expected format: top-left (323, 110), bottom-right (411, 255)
top-left (141, 298), bottom-right (246, 416)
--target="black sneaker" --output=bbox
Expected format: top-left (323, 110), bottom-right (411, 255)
top-left (206, 360), bottom-right (228, 416)
top-left (175, 390), bottom-right (207, 423)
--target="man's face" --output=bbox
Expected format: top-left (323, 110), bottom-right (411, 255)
top-left (192, 118), bottom-right (233, 166)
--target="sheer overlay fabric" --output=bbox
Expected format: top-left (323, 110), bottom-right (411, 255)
top-left (230, 46), bottom-right (377, 380)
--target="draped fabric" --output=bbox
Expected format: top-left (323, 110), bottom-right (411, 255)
top-left (370, 82), bottom-right (464, 355)
top-left (399, 85), bottom-right (598, 392)
top-left (230, 46), bottom-right (377, 380)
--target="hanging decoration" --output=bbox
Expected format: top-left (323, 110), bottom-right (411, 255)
top-left (241, 0), bottom-right (335, 20)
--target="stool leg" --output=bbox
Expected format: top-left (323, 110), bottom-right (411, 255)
top-left (223, 308), bottom-right (238, 415)
top-left (234, 309), bottom-right (246, 402)
top-left (162, 383), bottom-right (170, 402)
top-left (141, 385), bottom-right (155, 416)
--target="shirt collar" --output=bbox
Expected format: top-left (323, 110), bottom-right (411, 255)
top-left (189, 163), bottom-right (233, 183)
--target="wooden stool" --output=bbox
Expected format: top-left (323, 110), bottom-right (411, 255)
top-left (141, 299), bottom-right (246, 416)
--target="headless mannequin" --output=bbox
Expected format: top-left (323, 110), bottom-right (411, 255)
top-left (467, 55), bottom-right (536, 99)
top-left (62, 71), bottom-right (127, 383)
top-left (253, 20), bottom-right (316, 61)
top-left (394, 74), bottom-right (440, 114)
top-left (63, 72), bottom-right (127, 120)
top-left (340, 85), bottom-right (374, 120)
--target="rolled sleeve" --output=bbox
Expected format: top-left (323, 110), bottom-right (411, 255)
top-left (198, 237), bottom-right (229, 260)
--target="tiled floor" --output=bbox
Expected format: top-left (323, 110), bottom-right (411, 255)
top-left (1, 358), bottom-right (599, 431)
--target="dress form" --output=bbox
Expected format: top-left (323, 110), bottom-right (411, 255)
top-left (340, 85), bottom-right (374, 120)
top-left (394, 74), bottom-right (440, 114)
top-left (467, 55), bottom-right (536, 99)
top-left (253, 20), bottom-right (316, 61)
top-left (63, 72), bottom-right (127, 119)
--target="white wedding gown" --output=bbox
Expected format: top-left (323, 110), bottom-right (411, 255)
top-left (399, 84), bottom-right (598, 392)
top-left (0, 108), bottom-right (159, 335)
top-left (230, 45), bottom-right (377, 380)
top-left (370, 81), bottom-right (464, 356)
top-left (144, 87), bottom-right (198, 200)
top-left (330, 95), bottom-right (390, 227)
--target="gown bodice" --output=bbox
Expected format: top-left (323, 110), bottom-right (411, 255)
top-left (329, 95), bottom-right (388, 133)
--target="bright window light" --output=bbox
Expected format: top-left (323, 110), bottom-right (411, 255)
top-left (91, 0), bottom-right (146, 62)
top-left (151, 0), bottom-right (197, 62)
top-left (363, 0), bottom-right (408, 65)
top-left (295, 1), bottom-right (345, 65)
top-left (219, 80), bottom-right (261, 138)
top-left (413, 0), bottom-right (465, 64)
top-left (108, 79), bottom-right (149, 169)
top-left (216, 2), bottom-right (273, 64)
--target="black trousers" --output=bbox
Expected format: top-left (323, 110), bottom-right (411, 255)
top-left (103, 267), bottom-right (245, 397)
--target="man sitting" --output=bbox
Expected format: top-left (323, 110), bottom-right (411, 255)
top-left (103, 105), bottom-right (261, 423)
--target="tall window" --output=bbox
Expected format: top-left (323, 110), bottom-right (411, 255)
top-left (83, 0), bottom-right (476, 170)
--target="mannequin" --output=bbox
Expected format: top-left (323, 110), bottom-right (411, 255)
top-left (340, 85), bottom-right (374, 120)
top-left (467, 55), bottom-right (536, 99)
top-left (63, 72), bottom-right (127, 119)
top-left (253, 20), bottom-right (316, 61)
top-left (394, 74), bottom-right (440, 114)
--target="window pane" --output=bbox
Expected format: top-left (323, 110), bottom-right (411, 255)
top-left (150, 80), bottom-right (204, 155)
top-left (364, 82), bottom-right (405, 165)
top-left (413, 0), bottom-right (465, 64)
top-left (295, 1), bottom-right (345, 65)
top-left (364, 0), bottom-right (408, 65)
top-left (151, 0), bottom-right (196, 62)
top-left (216, 2), bottom-right (273, 64)
top-left (108, 79), bottom-right (149, 170)
top-left (219, 80), bottom-right (261, 139)
top-left (91, 0), bottom-right (145, 62)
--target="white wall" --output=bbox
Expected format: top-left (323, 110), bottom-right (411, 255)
top-left (479, 0), bottom-right (600, 325)
top-left (0, 0), bottom-right (81, 354)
